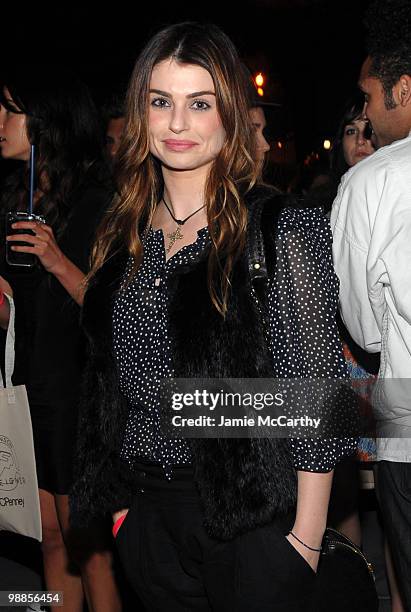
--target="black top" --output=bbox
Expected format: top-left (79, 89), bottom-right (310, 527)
top-left (0, 174), bottom-right (113, 405)
top-left (113, 207), bottom-right (356, 477)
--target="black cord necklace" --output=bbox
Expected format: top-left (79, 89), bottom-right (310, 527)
top-left (162, 196), bottom-right (205, 254)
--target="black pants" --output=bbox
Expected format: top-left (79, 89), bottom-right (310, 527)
top-left (115, 463), bottom-right (315, 612)
top-left (374, 461), bottom-right (411, 610)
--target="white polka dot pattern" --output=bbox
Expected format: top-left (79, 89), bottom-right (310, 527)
top-left (112, 227), bottom-right (208, 476)
top-left (269, 207), bottom-right (356, 469)
top-left (112, 209), bottom-right (356, 478)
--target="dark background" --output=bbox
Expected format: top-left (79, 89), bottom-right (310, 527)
top-left (4, 0), bottom-right (368, 161)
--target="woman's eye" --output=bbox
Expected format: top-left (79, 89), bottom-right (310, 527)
top-left (191, 100), bottom-right (211, 111)
top-left (345, 127), bottom-right (357, 136)
top-left (151, 97), bottom-right (170, 108)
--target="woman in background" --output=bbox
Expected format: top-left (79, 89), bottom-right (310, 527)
top-left (0, 67), bottom-right (121, 612)
top-left (328, 93), bottom-right (377, 547)
top-left (330, 92), bottom-right (375, 183)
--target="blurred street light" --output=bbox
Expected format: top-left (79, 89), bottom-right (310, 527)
top-left (255, 73), bottom-right (264, 87)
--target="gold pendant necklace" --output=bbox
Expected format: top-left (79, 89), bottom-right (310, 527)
top-left (162, 196), bottom-right (205, 255)
top-left (165, 225), bottom-right (184, 254)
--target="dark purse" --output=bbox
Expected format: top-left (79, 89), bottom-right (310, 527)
top-left (313, 527), bottom-right (378, 611)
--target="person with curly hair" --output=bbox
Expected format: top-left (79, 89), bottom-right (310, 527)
top-left (331, 0), bottom-right (411, 608)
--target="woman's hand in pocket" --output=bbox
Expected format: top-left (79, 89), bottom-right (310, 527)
top-left (113, 509), bottom-right (129, 523)
top-left (285, 533), bottom-right (320, 573)
top-left (112, 509), bottom-right (129, 538)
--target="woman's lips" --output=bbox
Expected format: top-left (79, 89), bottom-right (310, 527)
top-left (163, 139), bottom-right (198, 151)
top-left (356, 151), bottom-right (370, 158)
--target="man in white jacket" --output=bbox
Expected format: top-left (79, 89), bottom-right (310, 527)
top-left (331, 0), bottom-right (411, 606)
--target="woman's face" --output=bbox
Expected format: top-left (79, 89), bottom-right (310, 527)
top-left (249, 106), bottom-right (270, 164)
top-left (0, 89), bottom-right (31, 161)
top-left (148, 59), bottom-right (226, 174)
top-left (106, 117), bottom-right (125, 159)
top-left (342, 117), bottom-right (375, 167)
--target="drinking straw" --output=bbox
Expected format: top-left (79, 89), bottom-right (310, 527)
top-left (29, 144), bottom-right (35, 215)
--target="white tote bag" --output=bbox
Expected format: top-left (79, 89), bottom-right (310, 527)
top-left (0, 295), bottom-right (42, 541)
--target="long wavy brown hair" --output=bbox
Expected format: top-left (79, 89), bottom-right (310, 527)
top-left (89, 22), bottom-right (258, 315)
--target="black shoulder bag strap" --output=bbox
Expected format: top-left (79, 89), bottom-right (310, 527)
top-left (246, 197), bottom-right (281, 327)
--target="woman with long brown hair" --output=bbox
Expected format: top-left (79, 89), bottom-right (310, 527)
top-left (71, 22), bottom-right (356, 611)
top-left (0, 68), bottom-right (121, 612)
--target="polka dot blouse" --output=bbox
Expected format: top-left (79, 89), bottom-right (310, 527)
top-left (112, 208), bottom-right (356, 478)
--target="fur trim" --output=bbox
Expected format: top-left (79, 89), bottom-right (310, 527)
top-left (70, 188), bottom-right (298, 536)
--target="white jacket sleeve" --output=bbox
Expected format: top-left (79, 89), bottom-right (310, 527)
top-left (368, 159), bottom-right (411, 328)
top-left (331, 166), bottom-right (381, 353)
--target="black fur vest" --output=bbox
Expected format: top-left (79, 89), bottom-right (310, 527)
top-left (70, 186), bottom-right (297, 539)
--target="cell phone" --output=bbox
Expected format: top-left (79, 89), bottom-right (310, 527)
top-left (6, 211), bottom-right (46, 268)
